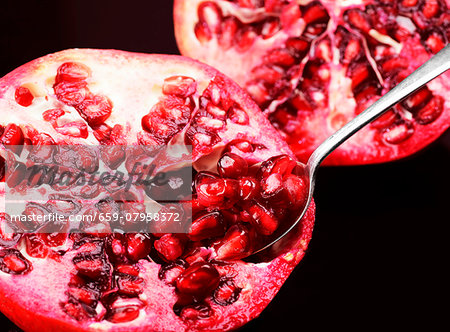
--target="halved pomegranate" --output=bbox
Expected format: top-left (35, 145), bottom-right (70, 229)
top-left (0, 49), bottom-right (314, 331)
top-left (174, 0), bottom-right (450, 164)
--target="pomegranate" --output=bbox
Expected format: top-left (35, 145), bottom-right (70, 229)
top-left (0, 49), bottom-right (315, 331)
top-left (174, 0), bottom-right (450, 164)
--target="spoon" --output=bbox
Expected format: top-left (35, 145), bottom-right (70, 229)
top-left (251, 44), bottom-right (450, 258)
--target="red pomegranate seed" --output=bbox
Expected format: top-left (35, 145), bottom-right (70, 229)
top-left (402, 87), bottom-right (432, 110)
top-left (198, 1), bottom-right (223, 34)
top-left (106, 306), bottom-right (140, 323)
top-left (92, 123), bottom-right (112, 142)
top-left (54, 81), bottom-right (88, 106)
top-left (39, 232), bottom-right (67, 248)
top-left (261, 172), bottom-right (284, 199)
top-left (215, 224), bottom-right (252, 260)
top-left (154, 234), bottom-right (185, 261)
top-left (261, 17), bottom-right (281, 39)
top-left (176, 262), bottom-right (220, 297)
top-left (126, 233), bottom-right (152, 262)
top-left (43, 108), bottom-right (65, 122)
top-left (25, 234), bottom-right (49, 258)
top-left (422, 0), bottom-right (440, 18)
top-left (265, 48), bottom-right (296, 67)
top-left (219, 17), bottom-right (240, 49)
top-left (402, 0), bottom-right (418, 7)
top-left (217, 152), bottom-right (248, 178)
top-left (258, 154), bottom-right (297, 180)
top-left (350, 65), bottom-right (370, 90)
top-left (162, 76), bottom-right (197, 98)
top-left (189, 211), bottom-right (226, 241)
top-left (381, 120), bottom-right (415, 145)
top-left (246, 203), bottom-right (279, 236)
top-left (0, 249), bottom-right (32, 275)
top-left (238, 176), bottom-right (259, 201)
top-left (284, 174), bottom-right (308, 209)
top-left (424, 32), bottom-right (445, 54)
top-left (224, 139), bottom-right (254, 153)
top-left (73, 258), bottom-right (105, 278)
top-left (159, 263), bottom-right (186, 284)
top-left (414, 96), bottom-right (444, 125)
top-left (286, 37), bottom-right (310, 58)
top-left (14, 86), bottom-right (34, 107)
top-left (196, 177), bottom-right (238, 207)
top-left (344, 39), bottom-right (361, 63)
top-left (195, 21), bottom-right (212, 44)
top-left (54, 121), bottom-right (89, 138)
top-left (302, 2), bottom-right (329, 25)
top-left (116, 264), bottom-right (140, 277)
top-left (61, 302), bottom-right (94, 321)
top-left (67, 287), bottom-right (98, 306)
top-left (281, 3), bottom-right (302, 27)
top-left (370, 109), bottom-right (398, 129)
top-left (381, 57), bottom-right (407, 73)
top-left (180, 304), bottom-right (212, 320)
top-left (117, 275), bottom-right (145, 296)
top-left (345, 9), bottom-right (371, 33)
top-left (212, 279), bottom-right (241, 306)
top-left (251, 64), bottom-right (283, 84)
top-left (1, 123), bottom-right (24, 146)
top-left (235, 27), bottom-right (257, 52)
top-left (77, 94), bottom-right (113, 126)
top-left (56, 62), bottom-right (91, 83)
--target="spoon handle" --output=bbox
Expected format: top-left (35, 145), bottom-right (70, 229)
top-left (307, 44), bottom-right (450, 176)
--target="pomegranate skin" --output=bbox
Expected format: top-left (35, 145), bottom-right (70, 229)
top-left (0, 49), bottom-right (315, 331)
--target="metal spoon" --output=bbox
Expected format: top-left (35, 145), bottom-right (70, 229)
top-left (251, 44), bottom-right (450, 259)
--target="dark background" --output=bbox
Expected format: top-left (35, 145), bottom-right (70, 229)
top-left (1, 1), bottom-right (448, 331)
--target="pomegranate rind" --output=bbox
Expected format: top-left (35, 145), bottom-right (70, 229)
top-left (0, 49), bottom-right (315, 331)
top-left (174, 0), bottom-right (450, 165)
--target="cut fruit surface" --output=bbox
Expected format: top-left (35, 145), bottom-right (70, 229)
top-left (174, 0), bottom-right (450, 165)
top-left (0, 49), bottom-right (314, 331)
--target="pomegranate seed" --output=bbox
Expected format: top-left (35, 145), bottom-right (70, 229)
top-left (92, 123), bottom-right (112, 142)
top-left (258, 154), bottom-right (297, 180)
top-left (286, 37), bottom-right (310, 59)
top-left (344, 39), bottom-right (361, 63)
top-left (25, 234), bottom-right (49, 258)
top-left (180, 304), bottom-right (212, 320)
top-left (212, 279), bottom-right (241, 306)
top-left (40, 232), bottom-right (68, 248)
top-left (370, 109), bottom-right (398, 129)
top-left (238, 176), bottom-right (259, 201)
top-left (43, 108), bottom-right (65, 122)
top-left (117, 275), bottom-right (145, 296)
top-left (402, 0), bottom-right (418, 7)
top-left (225, 139), bottom-right (254, 153)
top-left (61, 301), bottom-right (95, 321)
top-left (100, 145), bottom-right (125, 169)
top-left (424, 31), bottom-right (445, 54)
top-left (67, 287), bottom-right (98, 306)
top-left (77, 94), bottom-right (113, 126)
top-left (195, 21), bottom-right (212, 44)
top-left (56, 62), bottom-right (91, 83)
top-left (227, 106), bottom-right (250, 125)
top-left (215, 224), bottom-right (252, 260)
top-left (159, 262), bottom-right (187, 284)
top-left (284, 174), bottom-right (308, 209)
top-left (154, 234), bottom-right (185, 261)
top-left (265, 48), bottom-right (296, 67)
top-left (183, 247), bottom-right (211, 265)
top-left (217, 152), bottom-right (248, 178)
top-left (381, 120), bottom-right (415, 145)
top-left (189, 211), bottom-right (226, 241)
top-left (106, 306), bottom-right (140, 323)
top-left (261, 172), bottom-right (285, 199)
top-left (198, 1), bottom-right (223, 34)
top-left (281, 3), bottom-right (302, 27)
top-left (163, 76), bottom-right (197, 98)
top-left (126, 233), bottom-right (152, 261)
top-left (0, 249), bottom-right (32, 274)
top-left (0, 214), bottom-right (20, 248)
top-left (402, 87), bottom-right (432, 110)
top-left (219, 17), bottom-right (240, 50)
top-left (414, 96), bottom-right (444, 125)
top-left (1, 123), bottom-right (24, 146)
top-left (235, 27), bottom-right (257, 52)
top-left (350, 65), bottom-right (370, 90)
top-left (261, 17), bottom-right (281, 39)
top-left (345, 9), bottom-right (371, 33)
top-left (54, 121), bottom-right (89, 138)
top-left (176, 262), bottom-right (220, 297)
top-left (302, 2), bottom-right (329, 25)
top-left (5, 162), bottom-right (26, 188)
top-left (73, 257), bottom-right (106, 278)
top-left (422, 0), bottom-right (440, 18)
top-left (54, 81), bottom-right (88, 106)
top-left (246, 203), bottom-right (279, 236)
top-left (116, 264), bottom-right (140, 277)
top-left (251, 64), bottom-right (284, 84)
top-left (14, 86), bottom-right (34, 106)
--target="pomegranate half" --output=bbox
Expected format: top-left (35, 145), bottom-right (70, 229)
top-left (0, 49), bottom-right (315, 331)
top-left (174, 0), bottom-right (450, 165)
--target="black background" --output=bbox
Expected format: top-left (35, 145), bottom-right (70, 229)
top-left (1, 1), bottom-right (449, 331)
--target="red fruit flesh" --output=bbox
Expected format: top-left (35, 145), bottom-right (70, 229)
top-left (0, 49), bottom-right (315, 331)
top-left (174, 0), bottom-right (450, 165)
